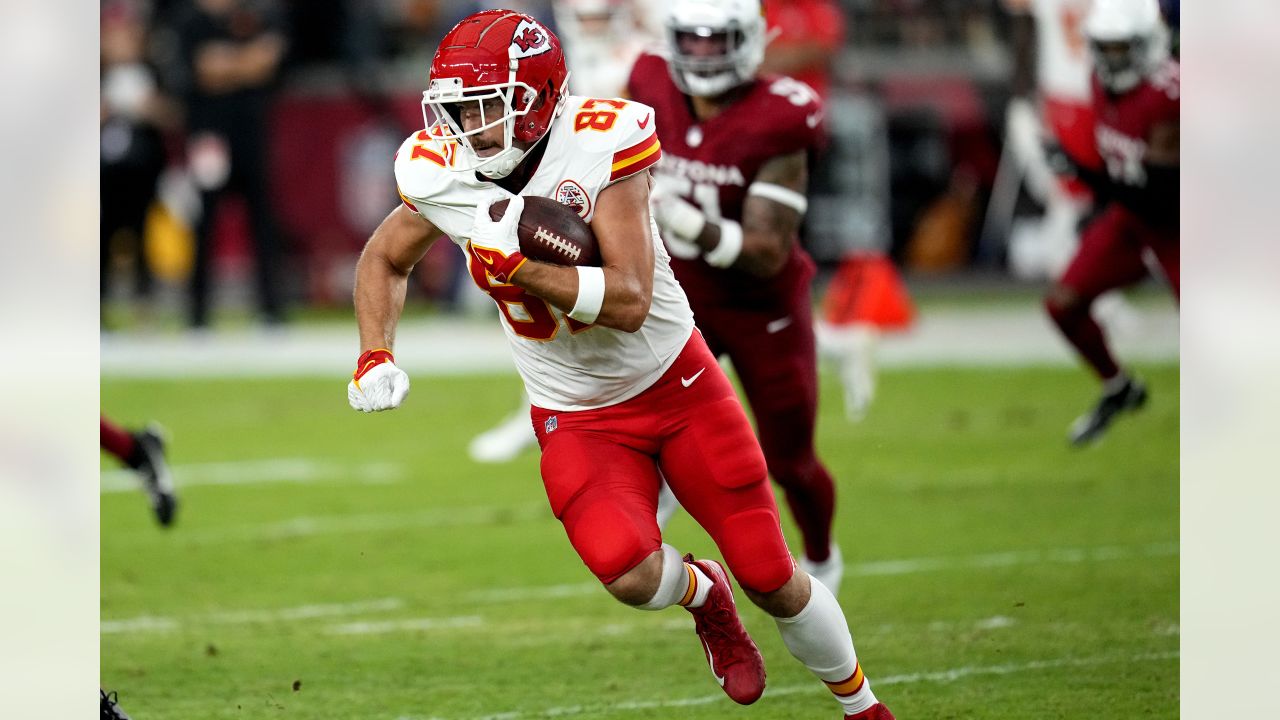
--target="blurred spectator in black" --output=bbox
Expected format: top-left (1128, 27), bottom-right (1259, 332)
top-left (167, 0), bottom-right (288, 328)
top-left (101, 0), bottom-right (174, 318)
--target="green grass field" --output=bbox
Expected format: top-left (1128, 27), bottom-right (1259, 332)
top-left (102, 364), bottom-right (1178, 719)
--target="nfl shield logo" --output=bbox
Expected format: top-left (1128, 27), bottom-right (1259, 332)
top-left (545, 416), bottom-right (558, 433)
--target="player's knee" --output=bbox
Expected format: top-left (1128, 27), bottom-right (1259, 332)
top-left (564, 501), bottom-right (660, 596)
top-left (742, 565), bottom-right (809, 618)
top-left (1045, 284), bottom-right (1085, 321)
top-left (604, 549), bottom-right (664, 606)
top-left (719, 507), bottom-right (793, 594)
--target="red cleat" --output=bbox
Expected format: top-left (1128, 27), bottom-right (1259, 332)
top-left (846, 703), bottom-right (895, 720)
top-left (684, 556), bottom-right (767, 705)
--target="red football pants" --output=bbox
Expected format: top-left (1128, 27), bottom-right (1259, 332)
top-left (531, 331), bottom-right (794, 593)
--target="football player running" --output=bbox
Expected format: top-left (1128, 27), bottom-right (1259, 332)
top-left (628, 0), bottom-right (850, 598)
top-left (467, 0), bottom-right (659, 464)
top-left (1043, 0), bottom-right (1179, 445)
top-left (348, 10), bottom-right (893, 718)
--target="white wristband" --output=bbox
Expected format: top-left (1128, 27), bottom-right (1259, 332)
top-left (704, 219), bottom-right (743, 268)
top-left (748, 182), bottom-right (808, 215)
top-left (569, 265), bottom-right (606, 324)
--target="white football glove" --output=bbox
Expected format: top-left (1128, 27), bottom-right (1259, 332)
top-left (348, 349), bottom-right (410, 412)
top-left (649, 177), bottom-right (705, 259)
top-left (469, 194), bottom-right (527, 282)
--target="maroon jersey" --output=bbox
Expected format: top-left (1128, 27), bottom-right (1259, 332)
top-left (628, 52), bottom-right (825, 310)
top-left (1092, 59), bottom-right (1179, 190)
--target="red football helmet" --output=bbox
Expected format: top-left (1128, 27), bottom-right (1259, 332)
top-left (422, 10), bottom-right (570, 179)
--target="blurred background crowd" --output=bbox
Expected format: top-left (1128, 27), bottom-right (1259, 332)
top-left (99, 0), bottom-right (1167, 330)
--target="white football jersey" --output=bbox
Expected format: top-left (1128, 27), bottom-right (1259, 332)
top-left (1030, 0), bottom-right (1093, 102)
top-left (393, 96), bottom-right (694, 412)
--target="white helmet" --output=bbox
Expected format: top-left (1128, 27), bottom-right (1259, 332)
top-left (1084, 0), bottom-right (1169, 92)
top-left (664, 0), bottom-right (766, 97)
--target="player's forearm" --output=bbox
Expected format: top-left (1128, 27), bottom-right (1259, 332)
top-left (353, 250), bottom-right (410, 351)
top-left (738, 229), bottom-right (792, 277)
top-left (691, 220), bottom-right (791, 278)
top-left (512, 261), bottom-right (651, 333)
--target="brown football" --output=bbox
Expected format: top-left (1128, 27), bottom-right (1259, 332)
top-left (488, 196), bottom-right (601, 267)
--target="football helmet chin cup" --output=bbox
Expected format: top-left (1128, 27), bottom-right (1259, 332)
top-left (1084, 0), bottom-right (1169, 93)
top-left (664, 0), bottom-right (765, 98)
top-left (422, 10), bottom-right (570, 179)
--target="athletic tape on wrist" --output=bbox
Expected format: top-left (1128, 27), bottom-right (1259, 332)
top-left (569, 266), bottom-right (606, 324)
top-left (748, 181), bottom-right (808, 214)
top-left (704, 219), bottom-right (743, 268)
top-left (354, 348), bottom-right (394, 382)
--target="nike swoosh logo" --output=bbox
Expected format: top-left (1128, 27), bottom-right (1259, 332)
top-left (681, 368), bottom-right (706, 387)
top-left (766, 316), bottom-right (793, 334)
top-left (637, 114), bottom-right (651, 129)
top-left (701, 637), bottom-right (726, 686)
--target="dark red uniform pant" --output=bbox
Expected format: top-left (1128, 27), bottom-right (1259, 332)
top-left (1050, 203), bottom-right (1180, 379)
top-left (692, 274), bottom-right (837, 564)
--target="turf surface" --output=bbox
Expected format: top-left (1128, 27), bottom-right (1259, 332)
top-left (102, 364), bottom-right (1178, 719)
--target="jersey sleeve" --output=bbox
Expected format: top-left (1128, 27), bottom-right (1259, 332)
top-left (391, 130), bottom-right (480, 240)
top-left (393, 131), bottom-right (451, 216)
top-left (607, 101), bottom-right (662, 184)
top-left (759, 75), bottom-right (827, 155)
top-left (626, 52), bottom-right (667, 106)
top-left (1149, 60), bottom-right (1180, 123)
top-left (562, 96), bottom-right (662, 186)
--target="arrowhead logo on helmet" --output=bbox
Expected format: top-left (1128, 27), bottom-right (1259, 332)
top-left (420, 10), bottom-right (570, 179)
top-left (510, 20), bottom-right (551, 58)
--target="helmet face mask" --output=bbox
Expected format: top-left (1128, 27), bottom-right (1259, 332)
top-left (665, 0), bottom-right (765, 97)
top-left (420, 11), bottom-right (569, 179)
top-left (423, 78), bottom-right (536, 177)
top-left (1089, 37), bottom-right (1151, 93)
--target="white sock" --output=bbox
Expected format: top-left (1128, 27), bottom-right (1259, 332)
top-left (1103, 372), bottom-right (1131, 395)
top-left (639, 544), bottom-right (689, 610)
top-left (774, 574), bottom-right (878, 715)
top-left (681, 561), bottom-right (713, 609)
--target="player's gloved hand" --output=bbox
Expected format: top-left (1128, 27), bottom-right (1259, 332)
top-left (649, 177), bottom-right (704, 260)
top-left (348, 348), bottom-right (410, 412)
top-left (469, 194), bottom-right (527, 283)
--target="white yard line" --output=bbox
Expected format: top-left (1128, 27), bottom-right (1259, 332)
top-left (101, 458), bottom-right (404, 493)
top-left (102, 598), bottom-right (404, 634)
top-left (465, 541), bottom-right (1178, 604)
top-left (161, 501), bottom-right (551, 545)
top-left (326, 617), bottom-right (484, 635)
top-left (100, 305), bottom-right (1178, 378)
top-left (401, 650), bottom-right (1179, 720)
